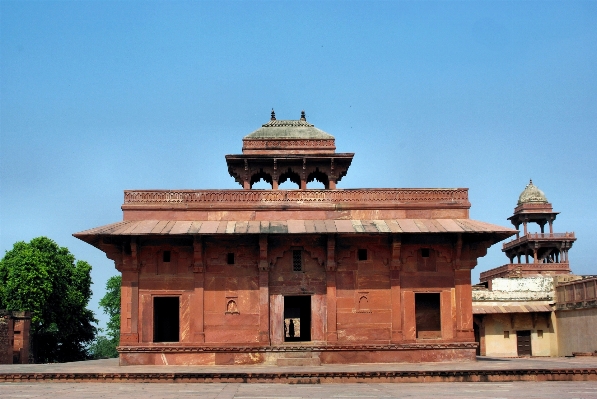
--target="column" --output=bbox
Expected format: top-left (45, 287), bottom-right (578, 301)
top-left (259, 235), bottom-right (270, 344)
top-left (120, 239), bottom-right (139, 345)
top-left (326, 235), bottom-right (337, 341)
top-left (192, 236), bottom-right (205, 343)
top-left (455, 269), bottom-right (474, 340)
top-left (390, 235), bottom-right (402, 342)
top-left (120, 270), bottom-right (139, 344)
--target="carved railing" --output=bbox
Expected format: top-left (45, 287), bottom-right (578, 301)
top-left (124, 188), bottom-right (469, 205)
top-left (503, 232), bottom-right (576, 249)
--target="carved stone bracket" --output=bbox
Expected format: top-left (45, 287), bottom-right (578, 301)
top-left (193, 236), bottom-right (204, 273)
top-left (326, 235), bottom-right (336, 271)
top-left (130, 238), bottom-right (139, 271)
top-left (259, 234), bottom-right (269, 271)
top-left (453, 234), bottom-right (462, 270)
top-left (390, 235), bottom-right (401, 271)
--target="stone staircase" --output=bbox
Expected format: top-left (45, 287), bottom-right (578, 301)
top-left (276, 351), bottom-right (321, 366)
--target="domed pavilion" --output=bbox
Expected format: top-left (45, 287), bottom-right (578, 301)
top-left (480, 180), bottom-right (576, 282)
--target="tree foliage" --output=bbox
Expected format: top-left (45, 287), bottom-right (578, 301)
top-left (88, 335), bottom-right (118, 359)
top-left (90, 275), bottom-right (121, 358)
top-left (99, 275), bottom-right (121, 343)
top-left (0, 237), bottom-right (97, 363)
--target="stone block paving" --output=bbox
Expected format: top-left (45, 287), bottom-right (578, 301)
top-left (2, 356), bottom-right (597, 374)
top-left (2, 357), bottom-right (597, 397)
top-left (1, 381), bottom-right (597, 398)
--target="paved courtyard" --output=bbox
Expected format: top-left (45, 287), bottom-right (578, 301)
top-left (2, 357), bottom-right (597, 397)
top-left (1, 381), bottom-right (597, 398)
top-left (2, 356), bottom-right (597, 374)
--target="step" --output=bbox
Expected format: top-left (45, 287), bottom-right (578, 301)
top-left (281, 352), bottom-right (315, 358)
top-left (276, 357), bottom-right (321, 367)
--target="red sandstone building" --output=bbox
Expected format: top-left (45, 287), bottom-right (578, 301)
top-left (75, 112), bottom-right (515, 365)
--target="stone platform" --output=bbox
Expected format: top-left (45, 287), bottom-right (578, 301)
top-left (1, 356), bottom-right (597, 383)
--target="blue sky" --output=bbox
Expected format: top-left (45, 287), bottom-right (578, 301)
top-left (1, 1), bottom-right (596, 329)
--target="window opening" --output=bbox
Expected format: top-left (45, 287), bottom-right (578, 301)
top-left (153, 297), bottom-right (179, 342)
top-left (358, 248), bottom-right (368, 261)
top-left (163, 251), bottom-right (171, 263)
top-left (227, 252), bottom-right (235, 265)
top-left (293, 250), bottom-right (302, 271)
top-left (504, 331), bottom-right (510, 339)
top-left (421, 248), bottom-right (430, 258)
top-left (415, 293), bottom-right (441, 339)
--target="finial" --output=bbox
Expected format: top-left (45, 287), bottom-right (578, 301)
top-left (300, 110), bottom-right (306, 121)
top-left (529, 179), bottom-right (533, 185)
top-left (271, 109), bottom-right (276, 121)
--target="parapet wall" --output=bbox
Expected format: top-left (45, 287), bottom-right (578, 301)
top-left (473, 277), bottom-right (554, 302)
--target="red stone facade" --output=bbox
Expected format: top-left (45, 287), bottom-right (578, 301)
top-left (0, 311), bottom-right (31, 364)
top-left (75, 113), bottom-right (514, 365)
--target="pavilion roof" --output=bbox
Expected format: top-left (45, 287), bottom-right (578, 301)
top-left (74, 218), bottom-right (516, 246)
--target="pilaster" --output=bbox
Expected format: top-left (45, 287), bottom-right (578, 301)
top-left (326, 235), bottom-right (337, 341)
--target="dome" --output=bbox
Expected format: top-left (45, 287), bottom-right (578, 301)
top-left (517, 180), bottom-right (548, 205)
top-left (243, 110), bottom-right (335, 140)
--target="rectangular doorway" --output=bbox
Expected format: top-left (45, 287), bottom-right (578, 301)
top-left (153, 297), bottom-right (179, 342)
top-left (284, 296), bottom-right (311, 342)
top-left (415, 293), bottom-right (442, 339)
top-left (517, 330), bottom-right (532, 356)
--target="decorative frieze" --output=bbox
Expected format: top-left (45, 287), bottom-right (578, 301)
top-left (124, 188), bottom-right (469, 205)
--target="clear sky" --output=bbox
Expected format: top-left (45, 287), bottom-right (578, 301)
top-left (1, 1), bottom-right (596, 329)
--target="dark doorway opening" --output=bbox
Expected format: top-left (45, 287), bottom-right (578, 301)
top-left (154, 297), bottom-right (179, 342)
top-left (517, 330), bottom-right (532, 356)
top-left (284, 296), bottom-right (311, 342)
top-left (473, 321), bottom-right (481, 356)
top-left (415, 293), bottom-right (441, 339)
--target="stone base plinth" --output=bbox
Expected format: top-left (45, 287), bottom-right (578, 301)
top-left (118, 343), bottom-right (477, 366)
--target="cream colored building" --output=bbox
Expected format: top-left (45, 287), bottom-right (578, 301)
top-left (473, 277), bottom-right (557, 357)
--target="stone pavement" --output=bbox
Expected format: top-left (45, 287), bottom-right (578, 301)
top-left (1, 381), bottom-right (597, 398)
top-left (2, 355), bottom-right (597, 374)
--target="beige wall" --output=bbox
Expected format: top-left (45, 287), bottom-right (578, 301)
top-left (556, 307), bottom-right (597, 356)
top-left (482, 313), bottom-right (556, 357)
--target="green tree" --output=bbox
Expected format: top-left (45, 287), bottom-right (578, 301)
top-left (88, 335), bottom-right (118, 359)
top-left (0, 237), bottom-right (97, 363)
top-left (91, 275), bottom-right (121, 358)
top-left (99, 275), bottom-right (121, 343)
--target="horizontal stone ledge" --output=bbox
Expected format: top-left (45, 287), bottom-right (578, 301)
top-left (116, 342), bottom-right (479, 353)
top-left (2, 369), bottom-right (597, 383)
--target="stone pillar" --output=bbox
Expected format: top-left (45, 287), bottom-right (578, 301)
top-left (549, 218), bottom-right (554, 234)
top-left (454, 269), bottom-right (474, 340)
top-left (120, 269), bottom-right (139, 344)
top-left (390, 235), bottom-right (402, 342)
top-left (523, 219), bottom-right (528, 235)
top-left (259, 235), bottom-right (270, 344)
top-left (402, 291), bottom-right (416, 341)
top-left (326, 235), bottom-right (337, 341)
top-left (328, 179), bottom-right (336, 189)
top-left (192, 236), bottom-right (205, 343)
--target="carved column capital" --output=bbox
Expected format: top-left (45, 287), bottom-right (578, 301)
top-left (390, 234), bottom-right (402, 270)
top-left (259, 234), bottom-right (269, 271)
top-left (193, 236), bottom-right (204, 273)
top-left (326, 234), bottom-right (337, 271)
